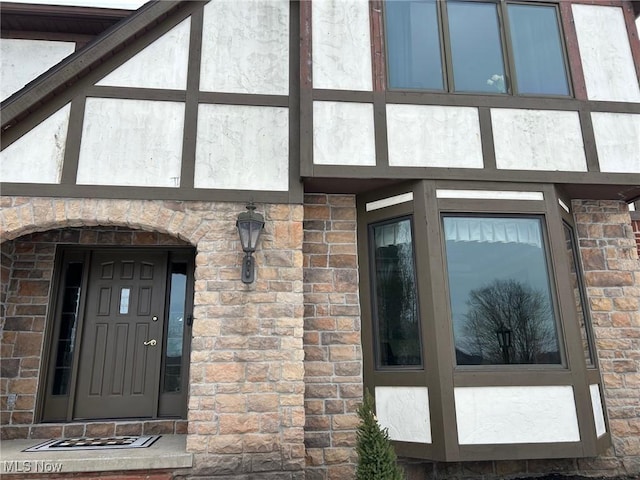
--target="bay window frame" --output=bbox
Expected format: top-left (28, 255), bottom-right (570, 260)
top-left (357, 180), bottom-right (609, 461)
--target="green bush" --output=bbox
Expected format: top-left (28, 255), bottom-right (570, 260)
top-left (356, 390), bottom-right (404, 480)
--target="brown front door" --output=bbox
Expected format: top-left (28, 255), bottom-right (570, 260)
top-left (73, 250), bottom-right (168, 420)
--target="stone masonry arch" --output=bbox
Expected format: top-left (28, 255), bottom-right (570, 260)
top-left (1, 195), bottom-right (307, 478)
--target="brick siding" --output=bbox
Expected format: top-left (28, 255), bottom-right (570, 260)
top-left (0, 197), bottom-right (306, 479)
top-left (303, 194), bottom-right (362, 480)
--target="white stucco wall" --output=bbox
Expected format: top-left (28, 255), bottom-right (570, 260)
top-left (195, 104), bottom-right (289, 191)
top-left (455, 386), bottom-right (581, 444)
top-left (97, 18), bottom-right (190, 90)
top-left (200, 0), bottom-right (289, 95)
top-left (76, 98), bottom-right (184, 187)
top-left (1, 105), bottom-right (71, 183)
top-left (312, 0), bottom-right (372, 91)
top-left (492, 109), bottom-right (587, 172)
top-left (591, 112), bottom-right (640, 173)
top-left (386, 105), bottom-right (483, 169)
top-left (313, 101), bottom-right (375, 166)
top-left (572, 4), bottom-right (640, 103)
top-left (1, 38), bottom-right (75, 101)
top-left (590, 384), bottom-right (607, 438)
top-left (375, 386), bottom-right (432, 444)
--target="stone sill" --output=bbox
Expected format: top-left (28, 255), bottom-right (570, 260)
top-left (0, 435), bottom-right (192, 475)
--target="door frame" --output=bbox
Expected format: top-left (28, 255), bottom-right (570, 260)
top-left (38, 245), bottom-right (195, 423)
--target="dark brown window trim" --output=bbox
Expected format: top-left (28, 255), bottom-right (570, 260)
top-left (380, 0), bottom-right (574, 98)
top-left (357, 180), bottom-right (610, 461)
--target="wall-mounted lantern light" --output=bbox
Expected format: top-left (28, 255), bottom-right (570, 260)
top-left (496, 323), bottom-right (512, 364)
top-left (236, 203), bottom-right (265, 284)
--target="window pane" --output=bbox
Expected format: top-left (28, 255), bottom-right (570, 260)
top-left (508, 4), bottom-right (569, 95)
top-left (163, 263), bottom-right (187, 393)
top-left (563, 222), bottom-right (594, 366)
top-left (53, 262), bottom-right (83, 395)
top-left (448, 1), bottom-right (506, 93)
top-left (371, 218), bottom-right (422, 367)
top-left (386, 0), bottom-right (443, 90)
top-left (443, 216), bottom-right (561, 365)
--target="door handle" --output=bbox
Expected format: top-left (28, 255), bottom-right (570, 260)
top-left (143, 339), bottom-right (157, 346)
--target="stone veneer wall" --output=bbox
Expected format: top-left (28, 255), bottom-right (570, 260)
top-left (0, 197), bottom-right (306, 479)
top-left (303, 194), bottom-right (362, 480)
top-left (573, 200), bottom-right (640, 476)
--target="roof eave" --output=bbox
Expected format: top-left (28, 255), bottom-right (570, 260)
top-left (1, 0), bottom-right (185, 132)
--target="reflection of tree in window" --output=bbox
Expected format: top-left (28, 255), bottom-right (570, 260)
top-left (461, 279), bottom-right (558, 365)
top-left (372, 219), bottom-right (421, 367)
top-left (443, 216), bottom-right (561, 366)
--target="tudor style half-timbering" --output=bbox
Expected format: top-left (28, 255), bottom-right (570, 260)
top-left (1, 1), bottom-right (640, 479)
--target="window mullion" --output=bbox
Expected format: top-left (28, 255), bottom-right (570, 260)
top-left (498, 0), bottom-right (517, 95)
top-left (439, 1), bottom-right (455, 93)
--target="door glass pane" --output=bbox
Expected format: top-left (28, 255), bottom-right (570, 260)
top-left (448, 1), bottom-right (506, 93)
top-left (163, 263), bottom-right (187, 393)
top-left (53, 262), bottom-right (83, 395)
top-left (371, 218), bottom-right (422, 367)
top-left (386, 0), bottom-right (444, 90)
top-left (443, 216), bottom-right (561, 365)
top-left (563, 222), bottom-right (594, 366)
top-left (508, 4), bottom-right (569, 96)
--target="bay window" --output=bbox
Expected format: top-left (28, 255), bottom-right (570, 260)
top-left (385, 0), bottom-right (570, 96)
top-left (358, 182), bottom-right (608, 461)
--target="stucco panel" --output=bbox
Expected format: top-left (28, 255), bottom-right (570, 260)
top-left (77, 98), bottom-right (184, 187)
top-left (387, 104), bottom-right (483, 168)
top-left (312, 0), bottom-right (372, 91)
top-left (195, 104), bottom-right (289, 191)
top-left (572, 4), bottom-right (640, 103)
top-left (313, 101), bottom-right (375, 166)
top-left (590, 384), bottom-right (607, 438)
top-left (492, 109), bottom-right (587, 172)
top-left (1, 39), bottom-right (75, 101)
top-left (200, 0), bottom-right (289, 95)
top-left (97, 18), bottom-right (190, 90)
top-left (1, 105), bottom-right (70, 184)
top-left (455, 386), bottom-right (580, 444)
top-left (375, 386), bottom-right (431, 444)
top-left (591, 112), bottom-right (640, 173)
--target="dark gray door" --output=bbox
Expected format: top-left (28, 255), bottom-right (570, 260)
top-left (74, 250), bottom-right (167, 420)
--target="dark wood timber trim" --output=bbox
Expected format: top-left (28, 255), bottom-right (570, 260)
top-left (369, 0), bottom-right (386, 92)
top-left (579, 110), bottom-right (601, 173)
top-left (2, 1), bottom-right (203, 150)
top-left (559, 2), bottom-right (587, 100)
top-left (60, 94), bottom-right (86, 185)
top-left (288, 0), bottom-right (303, 203)
top-left (622, 0), bottom-right (640, 83)
top-left (478, 107), bottom-right (497, 171)
top-left (86, 86), bottom-right (187, 102)
top-left (180, 3), bottom-right (205, 191)
top-left (197, 92), bottom-right (289, 107)
top-left (299, 0), bottom-right (313, 177)
top-left (0, 183), bottom-right (292, 204)
top-left (373, 92), bottom-right (389, 170)
top-left (1, 1), bottom-right (189, 130)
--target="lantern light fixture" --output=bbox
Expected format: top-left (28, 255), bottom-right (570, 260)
top-left (495, 323), bottom-right (512, 364)
top-left (236, 203), bottom-right (265, 284)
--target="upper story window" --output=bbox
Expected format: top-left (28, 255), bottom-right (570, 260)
top-left (385, 0), bottom-right (570, 96)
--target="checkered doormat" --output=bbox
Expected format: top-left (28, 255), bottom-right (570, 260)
top-left (24, 435), bottom-right (160, 451)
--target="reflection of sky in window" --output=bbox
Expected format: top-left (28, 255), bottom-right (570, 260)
top-left (448, 2), bottom-right (505, 93)
top-left (386, 0), bottom-right (443, 90)
top-left (443, 217), bottom-right (553, 342)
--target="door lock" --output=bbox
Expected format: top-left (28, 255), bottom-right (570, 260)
top-left (143, 339), bottom-right (157, 346)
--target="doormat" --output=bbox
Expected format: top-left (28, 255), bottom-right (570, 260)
top-left (23, 435), bottom-right (161, 452)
